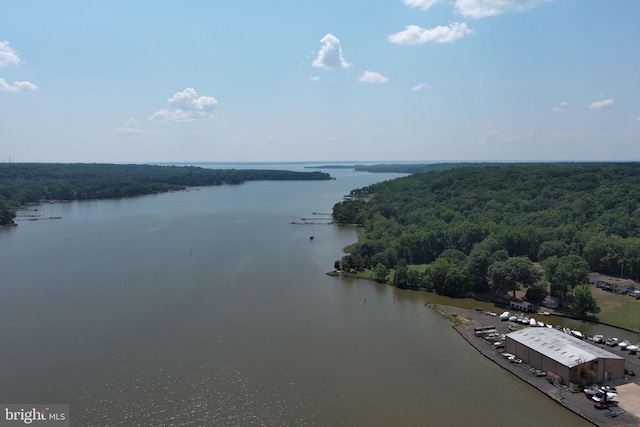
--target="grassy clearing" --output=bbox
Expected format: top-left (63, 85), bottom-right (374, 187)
top-left (591, 287), bottom-right (640, 332)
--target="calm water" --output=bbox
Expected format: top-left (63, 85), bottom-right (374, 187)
top-left (0, 163), bottom-right (592, 426)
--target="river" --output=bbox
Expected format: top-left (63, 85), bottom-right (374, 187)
top-left (0, 163), bottom-right (594, 426)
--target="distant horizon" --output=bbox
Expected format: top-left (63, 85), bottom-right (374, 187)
top-left (4, 159), bottom-right (640, 167)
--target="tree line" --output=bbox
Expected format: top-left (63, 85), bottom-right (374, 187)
top-left (333, 163), bottom-right (640, 313)
top-left (0, 163), bottom-right (331, 225)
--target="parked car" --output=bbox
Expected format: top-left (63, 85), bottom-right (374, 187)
top-left (605, 337), bottom-right (619, 347)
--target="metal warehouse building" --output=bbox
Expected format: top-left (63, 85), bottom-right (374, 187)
top-left (505, 327), bottom-right (625, 385)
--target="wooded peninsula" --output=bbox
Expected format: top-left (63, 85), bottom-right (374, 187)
top-left (332, 162), bottom-right (640, 320)
top-left (0, 163), bottom-right (332, 225)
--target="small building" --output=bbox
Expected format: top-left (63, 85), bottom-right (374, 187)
top-left (588, 272), bottom-right (601, 284)
top-left (505, 328), bottom-right (625, 385)
top-left (510, 299), bottom-right (534, 313)
top-left (542, 295), bottom-right (559, 309)
top-left (595, 276), bottom-right (637, 294)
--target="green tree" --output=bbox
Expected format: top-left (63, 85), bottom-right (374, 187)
top-left (573, 284), bottom-right (597, 317)
top-left (552, 254), bottom-right (589, 305)
top-left (407, 269), bottom-right (423, 289)
top-left (488, 256), bottom-right (540, 299)
top-left (537, 240), bottom-right (570, 261)
top-left (525, 282), bottom-right (547, 302)
top-left (487, 261), bottom-right (512, 297)
top-left (374, 263), bottom-right (389, 282)
top-left (467, 247), bottom-right (492, 293)
top-left (393, 266), bottom-right (409, 289)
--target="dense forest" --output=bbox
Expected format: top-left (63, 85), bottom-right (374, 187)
top-left (0, 163), bottom-right (331, 225)
top-left (332, 163), bottom-right (640, 310)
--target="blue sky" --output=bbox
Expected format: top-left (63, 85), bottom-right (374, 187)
top-left (1, 0), bottom-right (639, 163)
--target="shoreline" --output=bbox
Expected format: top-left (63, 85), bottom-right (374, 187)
top-left (431, 304), bottom-right (640, 427)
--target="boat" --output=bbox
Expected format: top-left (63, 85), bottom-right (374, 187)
top-left (521, 317), bottom-right (529, 324)
top-left (529, 317), bottom-right (537, 327)
top-left (584, 385), bottom-right (601, 396)
top-left (537, 321), bottom-right (544, 327)
top-left (499, 311), bottom-right (511, 321)
top-left (509, 315), bottom-right (518, 322)
top-left (571, 329), bottom-right (584, 339)
top-left (591, 334), bottom-right (604, 343)
top-left (592, 390), bottom-right (617, 402)
top-left (626, 344), bottom-right (639, 353)
top-left (545, 323), bottom-right (553, 328)
top-left (618, 340), bottom-right (630, 349)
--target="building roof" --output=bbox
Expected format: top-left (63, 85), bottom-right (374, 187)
top-left (506, 327), bottom-right (624, 368)
top-left (596, 276), bottom-right (636, 287)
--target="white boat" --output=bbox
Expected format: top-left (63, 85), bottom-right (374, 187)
top-left (592, 391), bottom-right (617, 402)
top-left (584, 385), bottom-right (601, 396)
top-left (545, 323), bottom-right (553, 328)
top-left (537, 321), bottom-right (544, 327)
top-left (529, 318), bottom-right (537, 327)
top-left (618, 340), bottom-right (630, 349)
top-left (626, 344), bottom-right (639, 352)
top-left (499, 311), bottom-right (511, 321)
top-left (591, 334), bottom-right (604, 343)
top-left (571, 329), bottom-right (584, 339)
top-left (509, 315), bottom-right (518, 322)
top-left (521, 317), bottom-right (530, 324)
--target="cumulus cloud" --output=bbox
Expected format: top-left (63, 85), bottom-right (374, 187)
top-left (404, 0), bottom-right (442, 10)
top-left (589, 99), bottom-right (614, 109)
top-left (454, 0), bottom-right (554, 19)
top-left (0, 41), bottom-right (38, 92)
top-left (0, 77), bottom-right (38, 92)
top-left (358, 71), bottom-right (389, 84)
top-left (389, 22), bottom-right (474, 45)
top-left (149, 88), bottom-right (218, 122)
top-left (312, 34), bottom-right (352, 70)
top-left (412, 83), bottom-right (430, 91)
top-left (0, 41), bottom-right (22, 67)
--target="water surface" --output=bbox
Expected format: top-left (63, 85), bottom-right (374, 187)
top-left (0, 163), bottom-right (591, 426)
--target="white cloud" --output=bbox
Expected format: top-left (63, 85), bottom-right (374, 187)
top-left (116, 117), bottom-right (161, 137)
top-left (0, 41), bottom-right (22, 67)
top-left (0, 77), bottom-right (38, 92)
top-left (412, 83), bottom-right (430, 91)
top-left (589, 99), bottom-right (614, 109)
top-left (312, 34), bottom-right (352, 70)
top-left (389, 23), bottom-right (474, 45)
top-left (403, 0), bottom-right (442, 10)
top-left (454, 0), bottom-right (554, 19)
top-left (552, 101), bottom-right (570, 113)
top-left (358, 71), bottom-right (389, 84)
top-left (0, 41), bottom-right (38, 92)
top-left (149, 88), bottom-right (218, 122)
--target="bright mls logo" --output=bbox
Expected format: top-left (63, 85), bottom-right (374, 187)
top-left (0, 405), bottom-right (69, 427)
